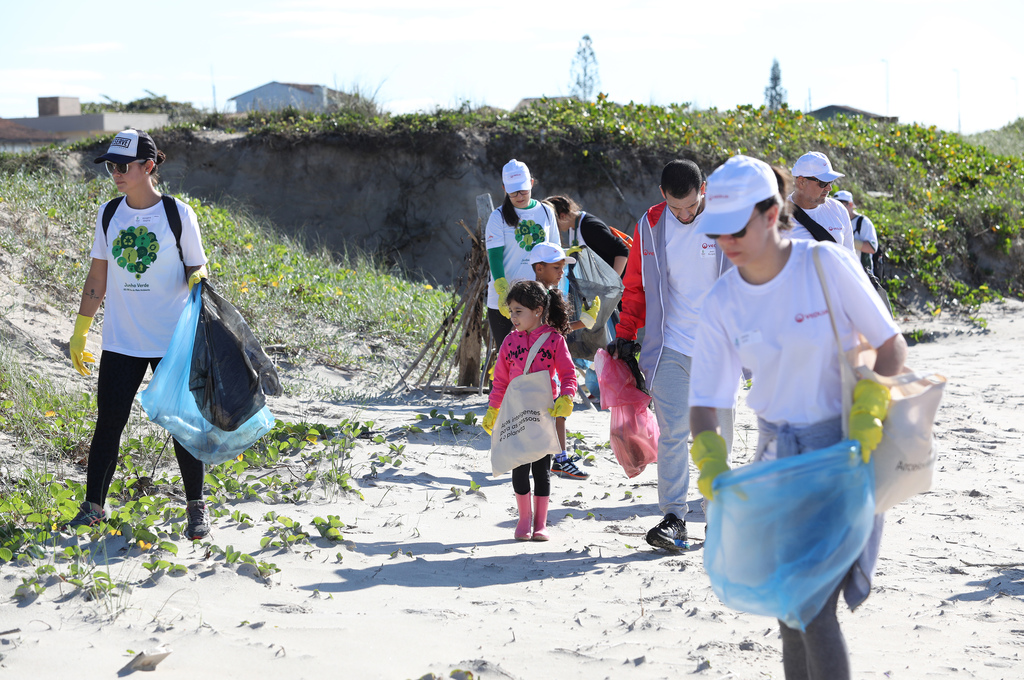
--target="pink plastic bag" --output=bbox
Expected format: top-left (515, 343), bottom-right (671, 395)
top-left (594, 349), bottom-right (659, 478)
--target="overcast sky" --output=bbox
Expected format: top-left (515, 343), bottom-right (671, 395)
top-left (3, 0), bottom-right (1021, 134)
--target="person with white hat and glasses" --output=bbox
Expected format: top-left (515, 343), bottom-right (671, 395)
top-left (788, 151), bottom-right (855, 253)
top-left (686, 155), bottom-right (907, 679)
top-left (485, 159), bottom-right (560, 351)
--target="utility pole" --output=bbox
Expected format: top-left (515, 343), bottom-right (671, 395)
top-left (953, 68), bottom-right (961, 134)
top-left (881, 58), bottom-right (889, 117)
top-left (1013, 76), bottom-right (1020, 121)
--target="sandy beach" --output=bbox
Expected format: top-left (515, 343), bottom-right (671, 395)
top-left (1, 289), bottom-right (1023, 679)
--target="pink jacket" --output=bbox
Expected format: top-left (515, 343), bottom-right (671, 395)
top-left (489, 325), bottom-right (578, 409)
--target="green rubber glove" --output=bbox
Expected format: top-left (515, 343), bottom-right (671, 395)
top-left (690, 430), bottom-right (730, 500)
top-left (547, 395), bottom-right (573, 419)
top-left (69, 314), bottom-right (96, 377)
top-left (482, 406), bottom-right (499, 435)
top-left (494, 277), bottom-right (511, 319)
top-left (850, 379), bottom-right (890, 462)
top-left (187, 269), bottom-right (207, 291)
top-left (579, 296), bottom-right (601, 329)
top-left (565, 245), bottom-right (584, 256)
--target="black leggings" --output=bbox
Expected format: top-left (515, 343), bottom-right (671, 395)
top-left (487, 308), bottom-right (514, 354)
top-left (86, 351), bottom-right (205, 506)
top-left (512, 455), bottom-right (551, 497)
top-left (778, 582), bottom-right (849, 680)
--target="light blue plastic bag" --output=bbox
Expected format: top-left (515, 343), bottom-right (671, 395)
top-left (139, 283), bottom-right (276, 465)
top-left (704, 440), bottom-right (875, 631)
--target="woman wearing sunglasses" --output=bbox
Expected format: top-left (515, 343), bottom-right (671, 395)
top-left (64, 129), bottom-right (212, 540)
top-left (685, 155), bottom-right (906, 679)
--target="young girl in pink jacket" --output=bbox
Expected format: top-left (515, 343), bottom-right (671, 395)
top-left (483, 280), bottom-right (577, 541)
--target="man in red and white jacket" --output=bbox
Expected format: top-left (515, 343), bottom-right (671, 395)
top-left (607, 159), bottom-right (735, 550)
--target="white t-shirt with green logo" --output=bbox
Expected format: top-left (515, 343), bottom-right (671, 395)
top-left (484, 200), bottom-right (559, 309)
top-left (89, 197), bottom-right (208, 357)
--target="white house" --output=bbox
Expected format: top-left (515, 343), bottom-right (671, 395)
top-left (229, 82), bottom-right (349, 113)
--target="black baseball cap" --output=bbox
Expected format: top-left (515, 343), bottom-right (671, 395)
top-left (94, 129), bottom-right (158, 164)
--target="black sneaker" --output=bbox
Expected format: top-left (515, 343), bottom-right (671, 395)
top-left (63, 501), bottom-right (106, 531)
top-left (646, 513), bottom-right (687, 549)
top-left (552, 456), bottom-right (590, 480)
top-left (184, 501), bottom-right (211, 540)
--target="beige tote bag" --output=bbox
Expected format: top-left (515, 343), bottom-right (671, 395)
top-left (490, 333), bottom-right (560, 477)
top-left (813, 246), bottom-right (946, 513)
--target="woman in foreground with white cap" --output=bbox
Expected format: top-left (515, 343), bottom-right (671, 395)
top-left (63, 129), bottom-right (213, 540)
top-left (685, 155), bottom-right (907, 679)
top-left (484, 159), bottom-right (560, 351)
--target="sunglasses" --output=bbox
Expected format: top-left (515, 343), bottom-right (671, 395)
top-left (705, 225), bottom-right (747, 240)
top-left (104, 160), bottom-right (146, 176)
top-left (801, 176), bottom-right (833, 189)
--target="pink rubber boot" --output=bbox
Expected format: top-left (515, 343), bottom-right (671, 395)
top-left (515, 493), bottom-right (533, 540)
top-left (532, 495), bottom-right (550, 541)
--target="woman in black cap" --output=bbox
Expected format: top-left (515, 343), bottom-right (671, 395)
top-left (64, 129), bottom-right (212, 540)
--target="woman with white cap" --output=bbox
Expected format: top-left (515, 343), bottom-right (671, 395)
top-left (484, 159), bottom-right (560, 350)
top-left (685, 155), bottom-right (907, 679)
top-left (63, 129), bottom-right (212, 540)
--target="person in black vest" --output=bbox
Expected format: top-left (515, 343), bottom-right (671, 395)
top-left (63, 129), bottom-right (212, 540)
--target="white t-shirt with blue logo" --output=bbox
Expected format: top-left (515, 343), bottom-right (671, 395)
top-left (89, 197), bottom-right (208, 357)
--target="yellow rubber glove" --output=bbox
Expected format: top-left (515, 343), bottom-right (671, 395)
top-left (579, 296), bottom-right (601, 330)
top-left (69, 314), bottom-right (96, 377)
top-left (482, 406), bottom-right (499, 435)
top-left (547, 395), bottom-right (573, 419)
top-left (850, 378), bottom-right (890, 463)
top-left (494, 277), bottom-right (511, 319)
top-left (188, 269), bottom-right (207, 291)
top-left (690, 430), bottom-right (730, 500)
top-left (565, 245), bottom-right (584, 256)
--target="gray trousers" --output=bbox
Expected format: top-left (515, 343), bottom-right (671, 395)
top-left (649, 347), bottom-right (734, 518)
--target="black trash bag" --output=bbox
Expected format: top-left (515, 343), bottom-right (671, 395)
top-left (565, 246), bottom-right (624, 361)
top-left (189, 281), bottom-right (282, 432)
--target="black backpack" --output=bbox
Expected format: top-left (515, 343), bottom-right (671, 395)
top-left (854, 215), bottom-right (887, 282)
top-left (102, 194), bottom-right (185, 268)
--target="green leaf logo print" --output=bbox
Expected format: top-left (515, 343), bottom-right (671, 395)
top-left (112, 225), bottom-right (159, 280)
top-left (515, 219), bottom-right (547, 251)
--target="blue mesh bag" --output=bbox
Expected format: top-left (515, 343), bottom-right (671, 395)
top-left (704, 440), bottom-right (875, 631)
top-left (139, 282), bottom-right (278, 465)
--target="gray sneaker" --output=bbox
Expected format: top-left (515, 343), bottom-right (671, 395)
top-left (184, 501), bottom-right (211, 540)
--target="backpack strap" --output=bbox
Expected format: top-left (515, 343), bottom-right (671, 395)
top-left (792, 206), bottom-right (837, 243)
top-left (160, 194), bottom-right (185, 266)
top-left (854, 215), bottom-right (864, 236)
top-left (101, 196), bottom-right (126, 243)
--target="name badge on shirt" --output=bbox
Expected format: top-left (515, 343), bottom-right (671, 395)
top-left (699, 241), bottom-right (718, 259)
top-left (733, 330), bottom-right (762, 348)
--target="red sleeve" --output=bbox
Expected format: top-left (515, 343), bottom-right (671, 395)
top-left (551, 335), bottom-right (578, 399)
top-left (489, 339), bottom-right (513, 408)
top-left (615, 208), bottom-right (655, 341)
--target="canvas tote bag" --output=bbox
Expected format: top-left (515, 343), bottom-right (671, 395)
top-left (813, 246), bottom-right (946, 512)
top-left (490, 333), bottom-right (561, 476)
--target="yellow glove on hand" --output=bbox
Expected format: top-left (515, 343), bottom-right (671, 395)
top-left (579, 296), bottom-right (601, 330)
top-left (690, 430), bottom-right (730, 500)
top-left (69, 314), bottom-right (96, 377)
top-left (482, 406), bottom-right (499, 435)
top-left (849, 379), bottom-right (890, 463)
top-left (547, 395), bottom-right (573, 419)
top-left (565, 245), bottom-right (584, 256)
top-left (188, 269), bottom-right (207, 291)
top-left (494, 277), bottom-right (511, 319)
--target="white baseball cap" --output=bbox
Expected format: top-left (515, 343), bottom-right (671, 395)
top-left (529, 242), bottom-right (576, 265)
top-left (791, 151), bottom-right (844, 182)
top-left (502, 159), bottom-right (532, 193)
top-left (833, 190), bottom-right (854, 203)
top-left (695, 156), bottom-right (779, 236)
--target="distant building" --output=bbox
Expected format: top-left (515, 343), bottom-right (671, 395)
top-left (0, 118), bottom-right (64, 153)
top-left (5, 97), bottom-right (168, 143)
top-left (513, 96), bottom-right (576, 112)
top-left (229, 82), bottom-right (354, 113)
top-left (808, 104), bottom-right (897, 124)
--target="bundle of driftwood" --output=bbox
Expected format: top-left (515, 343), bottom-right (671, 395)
top-left (390, 195), bottom-right (494, 394)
